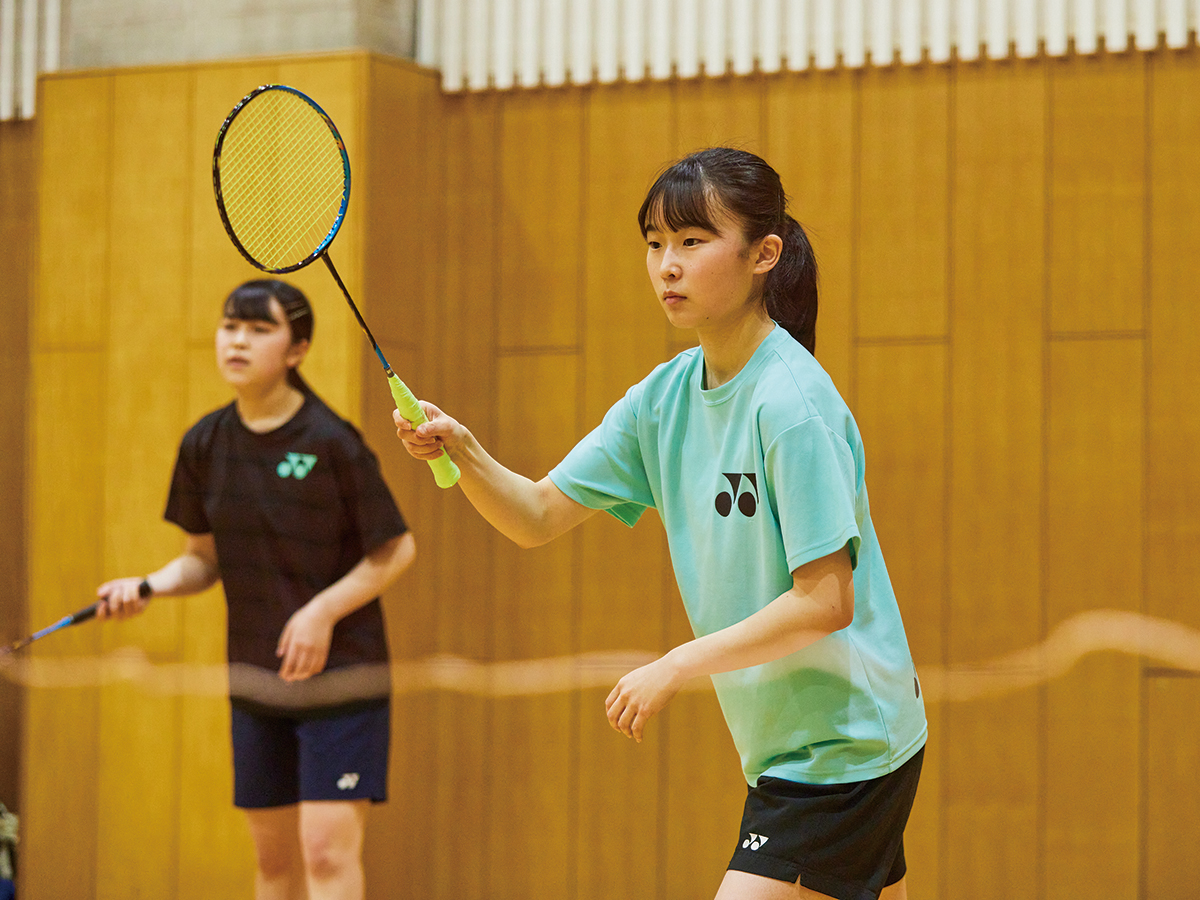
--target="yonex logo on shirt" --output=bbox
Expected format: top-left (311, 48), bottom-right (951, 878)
top-left (337, 773), bottom-right (360, 790)
top-left (742, 833), bottom-right (769, 850)
top-left (716, 473), bottom-right (758, 518)
top-left (277, 452), bottom-right (317, 479)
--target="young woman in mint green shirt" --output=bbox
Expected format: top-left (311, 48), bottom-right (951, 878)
top-left (397, 148), bottom-right (926, 900)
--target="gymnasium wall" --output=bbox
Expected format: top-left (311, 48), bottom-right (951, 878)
top-left (0, 118), bottom-right (34, 820)
top-left (14, 46), bottom-right (1200, 900)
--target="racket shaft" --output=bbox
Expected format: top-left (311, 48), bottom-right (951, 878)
top-left (387, 374), bottom-right (460, 489)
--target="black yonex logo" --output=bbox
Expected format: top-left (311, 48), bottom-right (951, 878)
top-left (716, 473), bottom-right (758, 518)
top-left (277, 452), bottom-right (317, 479)
top-left (742, 832), bottom-right (770, 850)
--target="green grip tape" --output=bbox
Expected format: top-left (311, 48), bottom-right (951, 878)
top-left (387, 373), bottom-right (461, 489)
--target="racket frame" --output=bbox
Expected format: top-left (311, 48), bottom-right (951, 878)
top-left (212, 84), bottom-right (351, 276)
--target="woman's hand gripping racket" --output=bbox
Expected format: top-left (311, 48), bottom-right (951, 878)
top-left (0, 581), bottom-right (152, 658)
top-left (212, 84), bottom-right (459, 488)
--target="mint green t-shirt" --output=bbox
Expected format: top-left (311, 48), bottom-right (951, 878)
top-left (549, 326), bottom-right (927, 786)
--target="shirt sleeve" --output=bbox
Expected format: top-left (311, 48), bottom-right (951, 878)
top-left (335, 441), bottom-right (408, 554)
top-left (765, 416), bottom-right (862, 572)
top-left (164, 430), bottom-right (211, 535)
top-left (548, 386), bottom-right (654, 527)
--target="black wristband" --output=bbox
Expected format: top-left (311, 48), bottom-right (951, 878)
top-left (138, 578), bottom-right (153, 599)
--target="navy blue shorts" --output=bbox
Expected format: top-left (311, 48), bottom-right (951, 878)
top-left (728, 746), bottom-right (924, 900)
top-left (230, 700), bottom-right (391, 809)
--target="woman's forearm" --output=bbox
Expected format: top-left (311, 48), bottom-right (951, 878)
top-left (449, 432), bottom-right (592, 549)
top-left (665, 548), bottom-right (855, 680)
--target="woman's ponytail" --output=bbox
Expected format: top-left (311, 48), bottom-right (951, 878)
top-left (764, 216), bottom-right (818, 356)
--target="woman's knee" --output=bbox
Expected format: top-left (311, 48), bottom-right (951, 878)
top-left (299, 801), bottom-right (366, 880)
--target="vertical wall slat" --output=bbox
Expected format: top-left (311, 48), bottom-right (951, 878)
top-left (945, 58), bottom-right (1046, 900)
top-left (1016, 0), bottom-right (1040, 55)
top-left (1147, 43), bottom-right (1200, 634)
top-left (595, 0), bottom-right (618, 82)
top-left (844, 0), bottom-right (867, 67)
top-left (899, 0), bottom-right (922, 64)
top-left (568, 0), bottom-right (592, 83)
top-left (651, 0), bottom-right (676, 78)
top-left (870, 0), bottom-right (894, 65)
top-left (814, 0), bottom-right (837, 69)
top-left (857, 65), bottom-right (950, 340)
top-left (929, 0), bottom-right (953, 61)
top-left (759, 0), bottom-right (783, 72)
top-left (618, 0), bottom-right (640, 82)
top-left (1048, 53), bottom-right (1146, 334)
top-left (1043, 340), bottom-right (1143, 900)
top-left (786, 0), bottom-right (811, 69)
top-left (958, 0), bottom-right (982, 60)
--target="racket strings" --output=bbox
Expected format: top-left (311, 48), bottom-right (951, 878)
top-left (218, 90), bottom-right (348, 271)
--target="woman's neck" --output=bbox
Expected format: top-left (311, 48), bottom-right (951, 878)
top-left (235, 380), bottom-right (305, 433)
top-left (698, 311), bottom-right (775, 390)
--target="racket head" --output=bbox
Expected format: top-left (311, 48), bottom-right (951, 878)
top-left (212, 84), bottom-right (351, 274)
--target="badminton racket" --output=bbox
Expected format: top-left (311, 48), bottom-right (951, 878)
top-left (212, 84), bottom-right (460, 489)
top-left (0, 580), bottom-right (152, 656)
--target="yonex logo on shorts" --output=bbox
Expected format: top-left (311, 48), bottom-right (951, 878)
top-left (337, 773), bottom-right (360, 790)
top-left (277, 452), bottom-right (318, 479)
top-left (742, 833), bottom-right (769, 850)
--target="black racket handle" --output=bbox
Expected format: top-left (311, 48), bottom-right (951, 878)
top-left (69, 602), bottom-right (100, 624)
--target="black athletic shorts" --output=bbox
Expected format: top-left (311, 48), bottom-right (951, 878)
top-left (231, 699), bottom-right (391, 809)
top-left (728, 746), bottom-right (924, 900)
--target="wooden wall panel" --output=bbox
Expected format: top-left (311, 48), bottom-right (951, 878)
top-left (943, 59), bottom-right (1045, 900)
top-left (1048, 53), bottom-right (1145, 334)
top-left (1044, 338), bottom-right (1142, 899)
top-left (94, 69), bottom-right (192, 900)
top-left (858, 65), bottom-right (949, 341)
top-left (425, 89), bottom-right (501, 900)
top-left (1145, 674), bottom-right (1200, 899)
top-left (661, 686), bottom-right (746, 900)
top-left (34, 74), bottom-right (112, 347)
top-left (854, 343), bottom-right (945, 898)
top-left (489, 353), bottom-right (579, 900)
top-left (22, 350), bottom-right (107, 900)
top-left (674, 75), bottom-right (764, 157)
top-left (0, 117), bottom-right (34, 815)
top-left (1146, 50), bottom-right (1200, 629)
top-left (575, 80), bottom-right (674, 900)
top-left (497, 89), bottom-right (586, 351)
top-left (176, 589), bottom-right (252, 900)
top-left (766, 71), bottom-right (856, 399)
top-left (359, 57), bottom-right (445, 900)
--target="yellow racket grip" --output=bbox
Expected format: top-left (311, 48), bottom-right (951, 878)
top-left (387, 373), bottom-right (461, 489)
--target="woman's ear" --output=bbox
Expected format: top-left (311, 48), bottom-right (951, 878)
top-left (286, 339), bottom-right (310, 370)
top-left (753, 234), bottom-right (784, 274)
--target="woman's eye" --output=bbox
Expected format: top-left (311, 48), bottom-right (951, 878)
top-left (647, 241), bottom-right (661, 250)
top-left (683, 237), bottom-right (702, 246)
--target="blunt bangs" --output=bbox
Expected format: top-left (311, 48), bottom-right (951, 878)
top-left (638, 161), bottom-right (721, 237)
top-left (223, 284), bottom-right (277, 323)
top-left (222, 280), bottom-right (314, 344)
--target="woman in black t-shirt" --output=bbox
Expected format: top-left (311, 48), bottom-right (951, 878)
top-left (97, 280), bottom-right (414, 900)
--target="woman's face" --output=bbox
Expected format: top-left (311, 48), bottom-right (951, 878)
top-left (215, 297), bottom-right (308, 390)
top-left (644, 205), bottom-right (779, 334)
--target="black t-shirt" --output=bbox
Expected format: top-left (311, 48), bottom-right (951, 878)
top-left (165, 393), bottom-right (407, 674)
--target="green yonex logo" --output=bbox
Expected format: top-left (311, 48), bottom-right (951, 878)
top-left (277, 452), bottom-right (318, 479)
